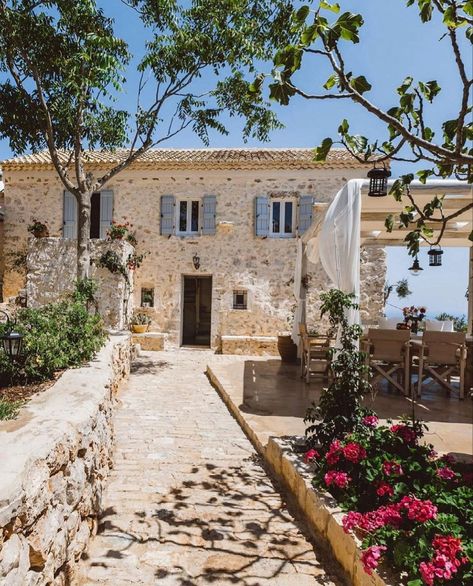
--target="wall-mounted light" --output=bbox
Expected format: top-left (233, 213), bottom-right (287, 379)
top-left (367, 164), bottom-right (391, 197)
top-left (192, 253), bottom-right (200, 270)
top-left (408, 255), bottom-right (424, 276)
top-left (428, 246), bottom-right (443, 267)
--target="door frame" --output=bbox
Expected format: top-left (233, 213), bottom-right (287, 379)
top-left (180, 274), bottom-right (213, 347)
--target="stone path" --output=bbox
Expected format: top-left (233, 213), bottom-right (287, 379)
top-left (80, 350), bottom-right (342, 586)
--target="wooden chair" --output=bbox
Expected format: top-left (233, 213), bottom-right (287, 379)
top-left (364, 329), bottom-right (412, 396)
top-left (416, 331), bottom-right (467, 399)
top-left (298, 323), bottom-right (332, 384)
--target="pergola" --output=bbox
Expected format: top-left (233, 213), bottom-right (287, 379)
top-left (295, 179), bottom-right (473, 337)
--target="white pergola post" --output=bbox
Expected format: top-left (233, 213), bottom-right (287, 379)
top-left (468, 246), bottom-right (473, 335)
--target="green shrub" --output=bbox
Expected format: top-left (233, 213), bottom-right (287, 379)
top-left (0, 298), bottom-right (106, 384)
top-left (0, 399), bottom-right (21, 420)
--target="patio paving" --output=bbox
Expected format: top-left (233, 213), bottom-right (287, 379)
top-left (80, 350), bottom-right (343, 585)
top-left (207, 357), bottom-right (473, 458)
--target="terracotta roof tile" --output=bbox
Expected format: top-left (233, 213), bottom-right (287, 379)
top-left (1, 148), bottom-right (371, 170)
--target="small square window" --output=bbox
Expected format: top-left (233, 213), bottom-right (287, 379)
top-left (233, 290), bottom-right (247, 310)
top-left (141, 288), bottom-right (154, 308)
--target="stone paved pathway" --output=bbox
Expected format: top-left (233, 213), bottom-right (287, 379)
top-left (81, 350), bottom-right (342, 586)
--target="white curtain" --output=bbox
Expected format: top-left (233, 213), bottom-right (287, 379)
top-left (317, 179), bottom-right (364, 325)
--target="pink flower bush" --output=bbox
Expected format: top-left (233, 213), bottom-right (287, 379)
top-left (436, 467), bottom-right (456, 481)
top-left (390, 423), bottom-right (418, 444)
top-left (362, 414), bottom-right (379, 427)
top-left (324, 470), bottom-right (350, 489)
top-left (383, 460), bottom-right (404, 476)
top-left (376, 482), bottom-right (394, 497)
top-left (419, 535), bottom-right (467, 585)
top-left (360, 545), bottom-right (387, 575)
top-left (399, 496), bottom-right (437, 523)
top-left (303, 449), bottom-right (320, 463)
top-left (342, 442), bottom-right (367, 463)
top-left (326, 439), bottom-right (342, 466)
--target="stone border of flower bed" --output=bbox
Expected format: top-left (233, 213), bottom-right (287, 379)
top-left (0, 334), bottom-right (132, 585)
top-left (207, 366), bottom-right (394, 586)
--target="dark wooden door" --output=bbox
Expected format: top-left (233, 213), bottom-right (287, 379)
top-left (182, 276), bottom-right (212, 346)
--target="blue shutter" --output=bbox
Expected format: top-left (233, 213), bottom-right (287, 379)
top-left (99, 190), bottom-right (113, 239)
top-left (255, 196), bottom-right (269, 237)
top-left (160, 195), bottom-right (175, 235)
top-left (298, 195), bottom-right (314, 234)
top-left (63, 191), bottom-right (78, 239)
top-left (202, 195), bottom-right (216, 235)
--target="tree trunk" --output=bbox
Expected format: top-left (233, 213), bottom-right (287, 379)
top-left (77, 191), bottom-right (92, 279)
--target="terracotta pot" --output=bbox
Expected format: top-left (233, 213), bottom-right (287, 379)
top-left (131, 324), bottom-right (148, 334)
top-left (277, 335), bottom-right (297, 363)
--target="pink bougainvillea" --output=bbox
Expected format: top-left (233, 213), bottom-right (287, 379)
top-left (324, 470), bottom-right (350, 489)
top-left (376, 482), bottom-right (394, 497)
top-left (382, 460), bottom-right (404, 477)
top-left (360, 545), bottom-right (387, 575)
top-left (303, 448), bottom-right (320, 463)
top-left (362, 414), bottom-right (379, 427)
top-left (325, 439), bottom-right (342, 466)
top-left (342, 442), bottom-right (367, 463)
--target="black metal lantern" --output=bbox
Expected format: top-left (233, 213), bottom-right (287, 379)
top-left (192, 253), bottom-right (200, 270)
top-left (0, 310), bottom-right (24, 361)
top-left (428, 246), bottom-right (443, 267)
top-left (367, 164), bottom-right (391, 197)
top-left (408, 255), bottom-right (424, 276)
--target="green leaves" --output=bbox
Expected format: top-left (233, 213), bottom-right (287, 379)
top-left (313, 137), bottom-right (333, 161)
top-left (349, 75), bottom-right (372, 94)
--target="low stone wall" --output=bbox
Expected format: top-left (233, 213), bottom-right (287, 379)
top-left (26, 238), bottom-right (134, 329)
top-left (220, 335), bottom-right (278, 356)
top-left (266, 438), bottom-right (392, 586)
top-left (0, 334), bottom-right (131, 585)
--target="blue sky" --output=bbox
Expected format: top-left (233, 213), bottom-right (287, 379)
top-left (0, 1), bottom-right (470, 316)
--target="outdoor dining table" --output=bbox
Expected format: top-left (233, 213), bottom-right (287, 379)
top-left (362, 330), bottom-right (473, 396)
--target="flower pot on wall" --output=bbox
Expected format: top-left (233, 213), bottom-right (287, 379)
top-left (277, 335), bottom-right (297, 363)
top-left (131, 324), bottom-right (148, 334)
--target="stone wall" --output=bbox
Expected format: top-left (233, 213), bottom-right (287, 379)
top-left (2, 166), bottom-right (386, 349)
top-left (26, 238), bottom-right (134, 330)
top-left (0, 335), bottom-right (131, 586)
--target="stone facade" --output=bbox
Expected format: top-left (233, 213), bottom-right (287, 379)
top-left (0, 335), bottom-right (131, 586)
top-left (1, 150), bottom-right (386, 350)
top-left (26, 238), bottom-right (134, 330)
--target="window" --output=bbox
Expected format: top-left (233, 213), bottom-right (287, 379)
top-left (178, 200), bottom-right (200, 235)
top-left (270, 199), bottom-right (294, 237)
top-left (233, 290), bottom-right (248, 310)
top-left (141, 288), bottom-right (154, 308)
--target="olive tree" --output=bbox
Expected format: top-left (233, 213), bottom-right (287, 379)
top-left (250, 0), bottom-right (473, 254)
top-left (0, 0), bottom-right (292, 277)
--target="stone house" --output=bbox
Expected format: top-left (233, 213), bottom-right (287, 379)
top-left (1, 148), bottom-right (385, 352)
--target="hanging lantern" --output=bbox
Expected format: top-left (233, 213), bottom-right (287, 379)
top-left (0, 311), bottom-right (24, 362)
top-left (428, 246), bottom-right (443, 267)
top-left (408, 255), bottom-right (424, 276)
top-left (192, 253), bottom-right (200, 270)
top-left (367, 164), bottom-right (391, 197)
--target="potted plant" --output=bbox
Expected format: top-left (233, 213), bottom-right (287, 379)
top-left (107, 218), bottom-right (135, 241)
top-left (27, 219), bottom-right (49, 238)
top-left (401, 305), bottom-right (427, 334)
top-left (130, 312), bottom-right (151, 333)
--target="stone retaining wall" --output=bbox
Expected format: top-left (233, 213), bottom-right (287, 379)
top-left (26, 238), bottom-right (134, 330)
top-left (220, 335), bottom-right (278, 356)
top-left (0, 335), bottom-right (132, 585)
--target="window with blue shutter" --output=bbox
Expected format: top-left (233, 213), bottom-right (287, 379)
top-left (160, 195), bottom-right (175, 235)
top-left (99, 190), bottom-right (113, 239)
top-left (202, 195), bottom-right (216, 235)
top-left (298, 195), bottom-right (315, 234)
top-left (63, 191), bottom-right (78, 239)
top-left (255, 196), bottom-right (270, 237)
